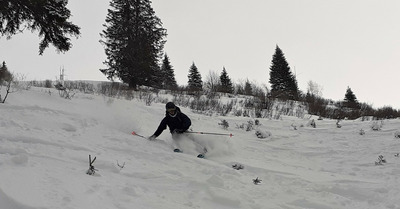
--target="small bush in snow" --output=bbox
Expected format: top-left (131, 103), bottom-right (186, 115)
top-left (235, 120), bottom-right (254, 131)
top-left (371, 121), bottom-right (382, 131)
top-left (218, 120), bottom-right (229, 129)
top-left (236, 123), bottom-right (244, 130)
top-left (243, 110), bottom-right (250, 117)
top-left (144, 93), bottom-right (154, 106)
top-left (124, 90), bottom-right (135, 100)
top-left (307, 119), bottom-right (316, 128)
top-left (246, 120), bottom-right (254, 131)
top-left (253, 177), bottom-right (262, 185)
top-left (117, 161), bottom-right (125, 170)
top-left (234, 109), bottom-right (242, 117)
top-left (375, 155), bottom-right (386, 166)
top-left (255, 128), bottom-right (271, 139)
top-left (86, 155), bottom-right (98, 175)
top-left (61, 89), bottom-right (75, 99)
top-left (220, 101), bottom-right (234, 116)
top-left (232, 164), bottom-right (244, 170)
top-left (359, 129), bottom-right (365, 135)
top-left (394, 131), bottom-right (400, 139)
top-left (336, 119), bottom-right (342, 128)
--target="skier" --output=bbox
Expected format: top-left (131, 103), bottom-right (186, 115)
top-left (149, 102), bottom-right (191, 151)
top-left (149, 102), bottom-right (207, 158)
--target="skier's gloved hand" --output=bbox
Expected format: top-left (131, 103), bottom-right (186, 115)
top-left (148, 135), bottom-right (156, 141)
top-left (173, 129), bottom-right (185, 134)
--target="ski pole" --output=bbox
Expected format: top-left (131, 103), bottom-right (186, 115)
top-left (131, 131), bottom-right (147, 139)
top-left (185, 131), bottom-right (233, 137)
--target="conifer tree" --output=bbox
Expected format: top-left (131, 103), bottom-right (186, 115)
top-left (244, 79), bottom-right (253, 96)
top-left (160, 54), bottom-right (177, 90)
top-left (269, 45), bottom-right (299, 100)
top-left (0, 0), bottom-right (80, 55)
top-left (100, 0), bottom-right (167, 89)
top-left (187, 62), bottom-right (203, 93)
top-left (219, 67), bottom-right (233, 93)
top-left (344, 86), bottom-right (358, 108)
top-left (0, 61), bottom-right (11, 84)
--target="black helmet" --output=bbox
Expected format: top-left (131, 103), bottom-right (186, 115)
top-left (166, 102), bottom-right (176, 110)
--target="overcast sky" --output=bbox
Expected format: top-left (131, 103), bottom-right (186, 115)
top-left (1, 0), bottom-right (399, 109)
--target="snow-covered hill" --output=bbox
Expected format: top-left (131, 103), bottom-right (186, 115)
top-left (1, 87), bottom-right (400, 209)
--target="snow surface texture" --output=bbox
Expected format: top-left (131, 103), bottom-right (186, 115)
top-left (1, 87), bottom-right (400, 209)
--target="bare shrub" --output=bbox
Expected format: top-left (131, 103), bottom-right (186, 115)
top-left (371, 121), bottom-right (382, 131)
top-left (255, 129), bottom-right (272, 139)
top-left (394, 131), bottom-right (400, 139)
top-left (172, 94), bottom-right (191, 107)
top-left (144, 92), bottom-right (154, 106)
top-left (219, 100), bottom-right (234, 116)
top-left (336, 119), bottom-right (342, 128)
top-left (218, 120), bottom-right (229, 129)
top-left (55, 83), bottom-right (75, 99)
top-left (124, 90), bottom-right (135, 100)
top-left (359, 129), bottom-right (365, 135)
top-left (235, 120), bottom-right (254, 131)
top-left (97, 82), bottom-right (128, 97)
top-left (234, 109), bottom-right (242, 117)
top-left (308, 119), bottom-right (316, 128)
top-left (1, 71), bottom-right (26, 103)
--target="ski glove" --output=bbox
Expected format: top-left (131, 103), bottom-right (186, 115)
top-left (148, 135), bottom-right (156, 141)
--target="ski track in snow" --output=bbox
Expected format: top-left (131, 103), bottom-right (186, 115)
top-left (0, 87), bottom-right (400, 209)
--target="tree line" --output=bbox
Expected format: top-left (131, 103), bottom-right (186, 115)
top-left (1, 0), bottom-right (399, 119)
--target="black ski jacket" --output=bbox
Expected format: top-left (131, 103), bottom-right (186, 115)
top-left (153, 106), bottom-right (191, 137)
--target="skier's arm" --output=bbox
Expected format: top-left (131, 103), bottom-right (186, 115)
top-left (180, 113), bottom-right (191, 131)
top-left (153, 117), bottom-right (168, 137)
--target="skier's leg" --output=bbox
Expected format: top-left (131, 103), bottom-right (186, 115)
top-left (187, 135), bottom-right (207, 155)
top-left (171, 133), bottom-right (183, 152)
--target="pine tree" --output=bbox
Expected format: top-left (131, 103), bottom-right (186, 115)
top-left (244, 79), bottom-right (253, 96)
top-left (0, 0), bottom-right (80, 55)
top-left (100, 0), bottom-right (167, 89)
top-left (219, 67), bottom-right (233, 93)
top-left (269, 45), bottom-right (299, 100)
top-left (344, 86), bottom-right (358, 108)
top-left (187, 62), bottom-right (203, 93)
top-left (0, 61), bottom-right (11, 84)
top-left (160, 54), bottom-right (177, 90)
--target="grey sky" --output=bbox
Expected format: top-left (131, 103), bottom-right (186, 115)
top-left (1, 0), bottom-right (399, 109)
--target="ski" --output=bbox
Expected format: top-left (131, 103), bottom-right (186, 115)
top-left (132, 131), bottom-right (207, 158)
top-left (197, 147), bottom-right (208, 158)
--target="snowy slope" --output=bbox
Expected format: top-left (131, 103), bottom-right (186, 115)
top-left (1, 87), bottom-right (400, 209)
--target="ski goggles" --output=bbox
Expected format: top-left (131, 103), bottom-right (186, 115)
top-left (167, 107), bottom-right (176, 112)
